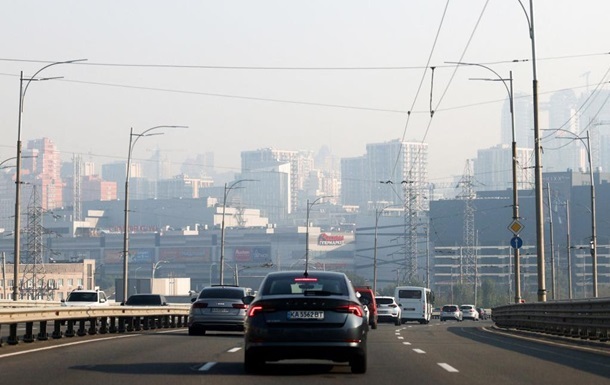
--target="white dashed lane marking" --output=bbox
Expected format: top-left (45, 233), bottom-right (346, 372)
top-left (412, 349), bottom-right (426, 354)
top-left (438, 363), bottom-right (459, 372)
top-left (402, 342), bottom-right (411, 345)
top-left (228, 347), bottom-right (241, 353)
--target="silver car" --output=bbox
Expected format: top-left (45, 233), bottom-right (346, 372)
top-left (244, 271), bottom-right (369, 374)
top-left (440, 304), bottom-right (463, 322)
top-left (188, 285), bottom-right (251, 335)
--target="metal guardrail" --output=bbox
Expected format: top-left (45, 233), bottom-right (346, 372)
top-left (0, 305), bottom-right (190, 346)
top-left (492, 298), bottom-right (610, 342)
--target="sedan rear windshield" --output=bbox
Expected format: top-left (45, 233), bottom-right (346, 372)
top-left (198, 288), bottom-right (245, 299)
top-left (261, 276), bottom-right (348, 296)
top-left (442, 306), bottom-right (458, 312)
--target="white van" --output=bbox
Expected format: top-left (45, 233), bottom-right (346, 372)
top-left (394, 286), bottom-right (434, 324)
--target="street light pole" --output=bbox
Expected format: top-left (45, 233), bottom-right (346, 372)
top-left (13, 59), bottom-right (86, 301)
top-left (122, 125), bottom-right (186, 302)
top-left (220, 179), bottom-right (255, 285)
top-left (447, 61), bottom-right (522, 303)
top-left (519, 0), bottom-right (546, 302)
top-left (152, 260), bottom-right (169, 279)
top-left (550, 128), bottom-right (597, 297)
top-left (586, 131), bottom-right (598, 297)
top-left (565, 200), bottom-right (573, 299)
top-left (305, 196), bottom-right (331, 276)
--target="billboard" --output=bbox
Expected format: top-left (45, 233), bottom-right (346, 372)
top-left (104, 248), bottom-right (154, 264)
top-left (233, 247), bottom-right (271, 263)
top-left (159, 247), bottom-right (211, 263)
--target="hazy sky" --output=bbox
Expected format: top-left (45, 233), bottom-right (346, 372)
top-left (1, 0), bottom-right (609, 185)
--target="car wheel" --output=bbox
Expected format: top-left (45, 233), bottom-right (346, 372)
top-left (371, 320), bottom-right (378, 330)
top-left (395, 317), bottom-right (401, 326)
top-left (350, 352), bottom-right (367, 374)
top-left (244, 350), bottom-right (264, 374)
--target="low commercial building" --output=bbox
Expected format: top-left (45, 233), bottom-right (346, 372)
top-left (0, 259), bottom-right (97, 301)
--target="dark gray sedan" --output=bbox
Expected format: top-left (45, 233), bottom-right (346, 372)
top-left (243, 271), bottom-right (368, 374)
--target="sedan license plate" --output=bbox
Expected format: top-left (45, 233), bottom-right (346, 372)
top-left (211, 308), bottom-right (230, 313)
top-left (288, 310), bottom-right (324, 320)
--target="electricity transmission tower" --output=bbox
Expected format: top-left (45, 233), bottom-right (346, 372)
top-left (457, 160), bottom-right (477, 287)
top-left (20, 185), bottom-right (56, 300)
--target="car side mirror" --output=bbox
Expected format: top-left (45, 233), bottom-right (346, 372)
top-left (60, 299), bottom-right (65, 303)
top-left (243, 295), bottom-right (255, 305)
top-left (360, 298), bottom-right (370, 306)
top-left (191, 297), bottom-right (196, 303)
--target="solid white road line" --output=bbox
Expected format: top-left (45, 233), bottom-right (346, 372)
top-left (0, 334), bottom-right (139, 359)
top-left (438, 363), bottom-right (459, 372)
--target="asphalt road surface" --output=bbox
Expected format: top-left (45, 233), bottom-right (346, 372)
top-left (1, 319), bottom-right (609, 385)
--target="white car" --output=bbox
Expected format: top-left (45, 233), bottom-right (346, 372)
top-left (440, 304), bottom-right (463, 322)
top-left (61, 289), bottom-right (110, 307)
top-left (375, 296), bottom-right (402, 325)
top-left (459, 304), bottom-right (480, 321)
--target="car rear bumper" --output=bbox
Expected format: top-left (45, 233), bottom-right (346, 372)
top-left (188, 316), bottom-right (246, 331)
top-left (245, 341), bottom-right (366, 363)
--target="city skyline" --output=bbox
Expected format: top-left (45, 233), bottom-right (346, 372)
top-left (2, 1), bottom-right (610, 187)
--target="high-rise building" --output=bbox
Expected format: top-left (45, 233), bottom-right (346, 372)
top-left (156, 174), bottom-right (213, 199)
top-left (341, 139), bottom-right (428, 210)
top-left (502, 92), bottom-right (534, 149)
top-left (340, 156), bottom-right (368, 207)
top-left (579, 89), bottom-right (610, 172)
top-left (22, 138), bottom-right (63, 210)
top-left (239, 161), bottom-right (291, 223)
top-left (304, 169), bottom-right (340, 206)
top-left (102, 161), bottom-right (144, 198)
top-left (474, 144), bottom-right (534, 192)
top-left (542, 89), bottom-right (581, 172)
top-left (181, 152), bottom-right (215, 179)
top-left (241, 148), bottom-right (314, 212)
top-left (82, 175), bottom-right (118, 201)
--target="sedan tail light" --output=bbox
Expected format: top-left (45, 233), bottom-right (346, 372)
top-left (247, 302), bottom-right (276, 317)
top-left (336, 304), bottom-right (364, 317)
top-left (232, 303), bottom-right (248, 309)
top-left (248, 305), bottom-right (263, 317)
top-left (191, 302), bottom-right (208, 309)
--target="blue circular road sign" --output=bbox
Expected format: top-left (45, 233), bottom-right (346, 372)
top-left (510, 236), bottom-right (523, 249)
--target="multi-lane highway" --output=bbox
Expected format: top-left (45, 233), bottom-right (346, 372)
top-left (1, 319), bottom-right (609, 385)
